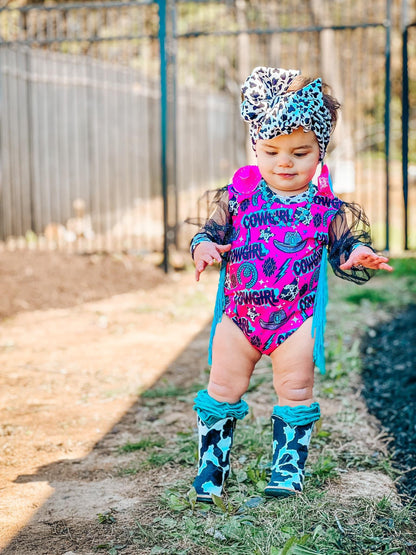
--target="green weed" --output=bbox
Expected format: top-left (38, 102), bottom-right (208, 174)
top-left (175, 431), bottom-right (198, 465)
top-left (146, 451), bottom-right (176, 467)
top-left (271, 534), bottom-right (320, 555)
top-left (134, 480), bottom-right (416, 554)
top-left (95, 543), bottom-right (127, 555)
top-left (322, 335), bottom-right (361, 383)
top-left (344, 289), bottom-right (389, 305)
top-left (308, 454), bottom-right (339, 486)
top-left (133, 431), bottom-right (197, 470)
top-left (97, 509), bottom-right (117, 525)
top-left (387, 257), bottom-right (416, 277)
top-left (233, 418), bottom-right (270, 460)
top-left (118, 437), bottom-right (165, 453)
top-left (311, 424), bottom-right (332, 448)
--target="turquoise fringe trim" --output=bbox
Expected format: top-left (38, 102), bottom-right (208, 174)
top-left (312, 247), bottom-right (328, 374)
top-left (208, 260), bottom-right (227, 365)
top-left (311, 165), bottom-right (334, 374)
top-left (273, 402), bottom-right (321, 426)
top-left (193, 389), bottom-right (249, 427)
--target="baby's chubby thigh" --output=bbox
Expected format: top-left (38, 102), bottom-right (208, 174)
top-left (208, 315), bottom-right (262, 404)
top-left (270, 318), bottom-right (315, 407)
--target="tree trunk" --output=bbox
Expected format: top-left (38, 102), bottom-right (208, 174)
top-left (236, 0), bottom-right (256, 165)
top-left (311, 0), bottom-right (356, 192)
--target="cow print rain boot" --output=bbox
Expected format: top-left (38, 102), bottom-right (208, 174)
top-left (192, 415), bottom-right (236, 503)
top-left (264, 403), bottom-right (320, 498)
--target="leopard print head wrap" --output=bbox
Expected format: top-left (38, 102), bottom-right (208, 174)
top-left (241, 67), bottom-right (333, 161)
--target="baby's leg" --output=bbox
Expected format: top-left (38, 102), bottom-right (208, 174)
top-left (209, 315), bottom-right (262, 404)
top-left (270, 318), bottom-right (315, 407)
top-left (192, 316), bottom-right (260, 502)
top-left (265, 318), bottom-right (318, 498)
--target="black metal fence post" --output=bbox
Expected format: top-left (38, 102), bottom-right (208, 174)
top-left (0, 1), bottom-right (402, 256)
top-left (402, 25), bottom-right (409, 251)
top-left (158, 0), bottom-right (178, 273)
top-left (401, 0), bottom-right (412, 251)
top-left (384, 0), bottom-right (392, 252)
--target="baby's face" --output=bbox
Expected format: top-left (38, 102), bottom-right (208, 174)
top-left (256, 127), bottom-right (320, 195)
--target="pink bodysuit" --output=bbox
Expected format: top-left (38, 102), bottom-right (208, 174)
top-left (191, 165), bottom-right (374, 362)
top-left (222, 165), bottom-right (341, 355)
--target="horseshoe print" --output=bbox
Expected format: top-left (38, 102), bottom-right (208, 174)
top-left (237, 262), bottom-right (258, 288)
top-left (323, 209), bottom-right (338, 226)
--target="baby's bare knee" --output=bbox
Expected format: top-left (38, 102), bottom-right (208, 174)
top-left (274, 375), bottom-right (314, 404)
top-left (208, 378), bottom-right (248, 404)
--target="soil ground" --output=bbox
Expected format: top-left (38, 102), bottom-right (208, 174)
top-left (362, 304), bottom-right (416, 498)
top-left (0, 250), bottom-right (411, 554)
top-left (0, 250), bottom-right (218, 553)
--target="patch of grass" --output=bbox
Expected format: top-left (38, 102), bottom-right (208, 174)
top-left (337, 449), bottom-right (402, 480)
top-left (311, 423), bottom-right (332, 448)
top-left (118, 437), bottom-right (165, 453)
top-left (233, 418), bottom-right (271, 460)
top-left (140, 479), bottom-right (415, 555)
top-left (387, 257), bottom-right (416, 278)
top-left (146, 451), bottom-right (176, 467)
top-left (116, 432), bottom-right (195, 472)
top-left (123, 258), bottom-right (416, 554)
top-left (308, 454), bottom-right (339, 486)
top-left (343, 288), bottom-right (389, 305)
top-left (127, 432), bottom-right (416, 554)
top-left (322, 335), bottom-right (361, 385)
top-left (175, 431), bottom-right (198, 466)
top-left (95, 543), bottom-right (127, 555)
top-left (130, 407), bottom-right (414, 553)
top-left (97, 509), bottom-right (117, 524)
top-left (129, 430), bottom-right (197, 470)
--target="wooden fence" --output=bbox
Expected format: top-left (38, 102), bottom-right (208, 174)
top-left (0, 43), bottom-right (241, 252)
top-left (0, 0), bottom-right (407, 257)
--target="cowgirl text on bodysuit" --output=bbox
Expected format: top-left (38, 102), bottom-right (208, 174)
top-left (234, 288), bottom-right (280, 306)
top-left (293, 248), bottom-right (323, 276)
top-left (241, 209), bottom-right (292, 228)
top-left (229, 243), bottom-right (269, 263)
top-left (240, 197), bottom-right (342, 231)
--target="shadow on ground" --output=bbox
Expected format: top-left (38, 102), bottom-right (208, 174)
top-left (2, 322), bottom-right (211, 555)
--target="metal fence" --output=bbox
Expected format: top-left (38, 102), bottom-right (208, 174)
top-left (1, 45), bottom-right (162, 243)
top-left (402, 0), bottom-right (416, 250)
top-left (0, 1), bottom-right (164, 253)
top-left (0, 0), bottom-right (409, 265)
top-left (172, 0), bottom-right (394, 256)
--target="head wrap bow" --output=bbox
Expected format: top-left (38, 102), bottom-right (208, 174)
top-left (241, 67), bottom-right (333, 161)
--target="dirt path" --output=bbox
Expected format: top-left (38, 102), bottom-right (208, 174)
top-left (0, 253), bottom-right (218, 551)
top-left (0, 252), bottom-right (407, 554)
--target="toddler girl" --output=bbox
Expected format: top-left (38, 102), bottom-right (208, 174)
top-left (190, 67), bottom-right (392, 503)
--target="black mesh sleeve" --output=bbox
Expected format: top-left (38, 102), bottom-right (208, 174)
top-left (328, 201), bottom-right (375, 284)
top-left (188, 187), bottom-right (232, 257)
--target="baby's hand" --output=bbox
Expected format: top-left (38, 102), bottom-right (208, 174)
top-left (193, 242), bottom-right (231, 281)
top-left (339, 245), bottom-right (393, 272)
